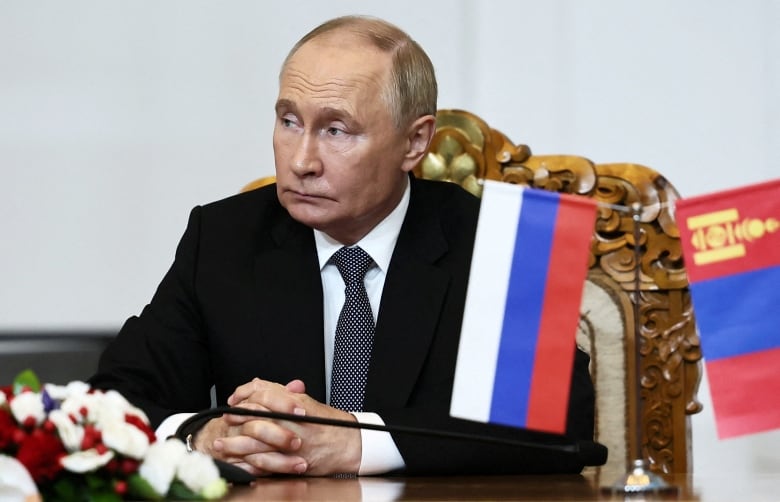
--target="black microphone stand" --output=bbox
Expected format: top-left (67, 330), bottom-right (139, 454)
top-left (176, 406), bottom-right (607, 483)
top-left (178, 406), bottom-right (586, 453)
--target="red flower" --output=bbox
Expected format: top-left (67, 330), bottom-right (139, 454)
top-left (119, 457), bottom-right (140, 476)
top-left (0, 409), bottom-right (20, 450)
top-left (125, 413), bottom-right (156, 445)
top-left (114, 479), bottom-right (128, 496)
top-left (16, 428), bottom-right (66, 484)
top-left (0, 385), bottom-right (12, 401)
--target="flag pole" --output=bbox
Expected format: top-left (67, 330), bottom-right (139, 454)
top-left (604, 202), bottom-right (677, 494)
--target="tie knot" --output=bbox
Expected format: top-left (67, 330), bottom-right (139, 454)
top-left (333, 246), bottom-right (373, 285)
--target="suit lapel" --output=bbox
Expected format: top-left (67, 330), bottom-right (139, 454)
top-left (364, 184), bottom-right (453, 410)
top-left (252, 213), bottom-right (327, 401)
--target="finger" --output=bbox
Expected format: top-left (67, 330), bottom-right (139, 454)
top-left (223, 413), bottom-right (263, 426)
top-left (241, 419), bottom-right (303, 452)
top-left (231, 461), bottom-right (267, 477)
top-left (228, 377), bottom-right (272, 406)
top-left (214, 456), bottom-right (266, 477)
top-left (241, 389), bottom-right (306, 416)
top-left (243, 451), bottom-right (308, 475)
top-left (212, 436), bottom-right (274, 459)
top-left (213, 424), bottom-right (300, 458)
top-left (229, 379), bottom-right (305, 415)
top-left (223, 401), bottom-right (273, 425)
top-left (285, 379), bottom-right (306, 394)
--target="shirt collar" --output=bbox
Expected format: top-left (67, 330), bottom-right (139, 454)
top-left (314, 177), bottom-right (410, 273)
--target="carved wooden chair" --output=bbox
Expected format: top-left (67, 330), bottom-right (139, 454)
top-left (416, 109), bottom-right (703, 479)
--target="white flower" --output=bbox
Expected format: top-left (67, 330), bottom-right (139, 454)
top-left (200, 477), bottom-right (229, 499)
top-left (105, 390), bottom-right (149, 420)
top-left (101, 419), bottom-right (150, 460)
top-left (93, 390), bottom-right (150, 427)
top-left (44, 380), bottom-right (90, 401)
top-left (48, 409), bottom-right (85, 452)
top-left (59, 391), bottom-right (101, 424)
top-left (176, 450), bottom-right (222, 494)
top-left (9, 391), bottom-right (45, 426)
top-left (60, 449), bottom-right (114, 473)
top-left (2, 375), bottom-right (227, 500)
top-left (139, 439), bottom-right (188, 496)
top-left (0, 454), bottom-right (40, 499)
top-left (43, 383), bottom-right (68, 401)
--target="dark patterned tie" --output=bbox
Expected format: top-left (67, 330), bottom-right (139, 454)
top-left (330, 246), bottom-right (375, 412)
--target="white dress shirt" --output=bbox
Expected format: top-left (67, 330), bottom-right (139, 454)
top-left (314, 178), bottom-right (410, 475)
top-left (157, 179), bottom-right (410, 475)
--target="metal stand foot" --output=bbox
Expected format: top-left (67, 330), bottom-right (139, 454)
top-left (603, 459), bottom-right (679, 496)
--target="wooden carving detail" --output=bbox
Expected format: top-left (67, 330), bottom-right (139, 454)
top-left (637, 288), bottom-right (702, 474)
top-left (415, 109), bottom-right (703, 476)
top-left (420, 109), bottom-right (531, 197)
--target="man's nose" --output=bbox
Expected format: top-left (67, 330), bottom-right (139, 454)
top-left (291, 133), bottom-right (322, 175)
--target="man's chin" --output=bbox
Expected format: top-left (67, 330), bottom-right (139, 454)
top-left (283, 201), bottom-right (331, 229)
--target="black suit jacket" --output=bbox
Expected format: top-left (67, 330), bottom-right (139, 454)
top-left (91, 177), bottom-right (601, 475)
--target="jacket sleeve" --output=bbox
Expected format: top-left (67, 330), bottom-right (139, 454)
top-left (89, 206), bottom-right (214, 427)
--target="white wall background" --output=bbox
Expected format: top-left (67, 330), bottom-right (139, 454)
top-left (1, 0), bottom-right (778, 479)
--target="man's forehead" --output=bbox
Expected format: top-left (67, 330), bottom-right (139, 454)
top-left (275, 66), bottom-right (376, 119)
top-left (300, 29), bottom-right (377, 52)
top-left (279, 41), bottom-right (389, 97)
top-left (285, 31), bottom-right (390, 73)
top-left (279, 63), bottom-right (380, 92)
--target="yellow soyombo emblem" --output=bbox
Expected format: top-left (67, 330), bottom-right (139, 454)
top-left (685, 208), bottom-right (779, 265)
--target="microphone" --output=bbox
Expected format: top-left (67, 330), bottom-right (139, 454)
top-left (175, 406), bottom-right (607, 482)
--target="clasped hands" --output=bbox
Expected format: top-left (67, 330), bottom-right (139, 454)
top-left (193, 378), bottom-right (362, 476)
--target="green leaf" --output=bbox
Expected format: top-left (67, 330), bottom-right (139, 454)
top-left (127, 473), bottom-right (164, 501)
top-left (168, 480), bottom-right (202, 500)
top-left (48, 476), bottom-right (77, 500)
top-left (12, 369), bottom-right (41, 394)
top-left (85, 473), bottom-right (110, 490)
top-left (82, 474), bottom-right (123, 502)
top-left (88, 490), bottom-right (123, 502)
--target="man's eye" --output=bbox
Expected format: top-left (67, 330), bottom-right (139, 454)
top-left (326, 127), bottom-right (345, 136)
top-left (281, 118), bottom-right (295, 128)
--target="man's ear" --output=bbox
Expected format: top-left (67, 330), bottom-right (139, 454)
top-left (401, 114), bottom-right (436, 173)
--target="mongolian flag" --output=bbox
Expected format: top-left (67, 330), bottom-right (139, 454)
top-left (676, 178), bottom-right (780, 439)
top-left (450, 180), bottom-right (597, 434)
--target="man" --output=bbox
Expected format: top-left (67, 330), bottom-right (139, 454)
top-left (90, 15), bottom-right (599, 477)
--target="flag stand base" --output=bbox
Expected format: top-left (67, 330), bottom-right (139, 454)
top-left (602, 459), bottom-right (679, 495)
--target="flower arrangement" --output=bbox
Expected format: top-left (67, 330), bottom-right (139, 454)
top-left (0, 370), bottom-right (227, 501)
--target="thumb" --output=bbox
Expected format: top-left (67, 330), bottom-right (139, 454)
top-left (285, 379), bottom-right (306, 394)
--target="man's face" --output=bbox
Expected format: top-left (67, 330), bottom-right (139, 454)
top-left (273, 33), bottom-right (414, 245)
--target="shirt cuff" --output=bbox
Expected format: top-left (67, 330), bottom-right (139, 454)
top-left (352, 412), bottom-right (406, 475)
top-left (155, 412), bottom-right (195, 441)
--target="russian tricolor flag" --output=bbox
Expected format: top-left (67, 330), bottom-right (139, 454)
top-left (677, 178), bottom-right (780, 439)
top-left (450, 181), bottom-right (596, 434)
